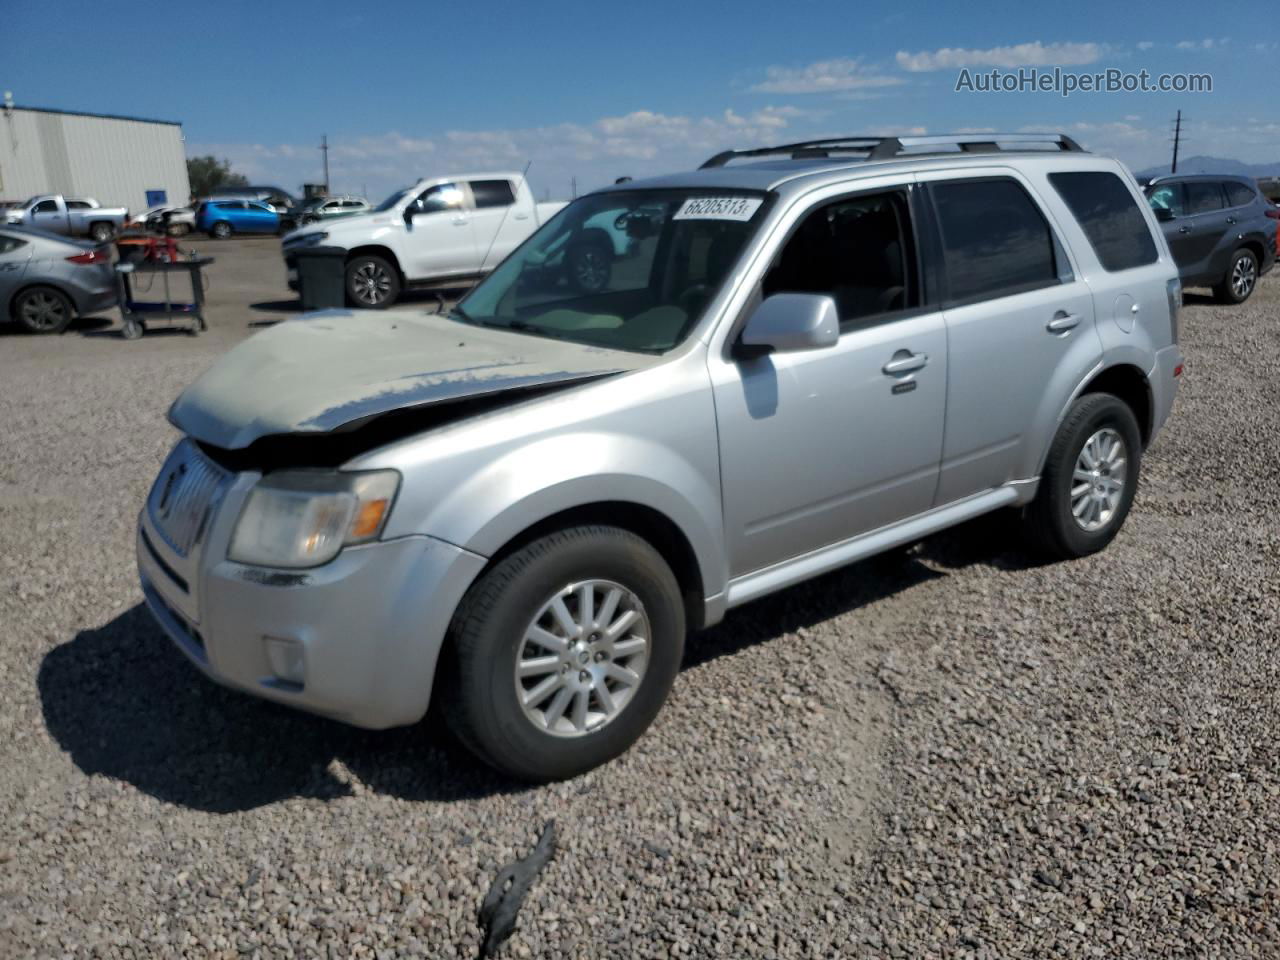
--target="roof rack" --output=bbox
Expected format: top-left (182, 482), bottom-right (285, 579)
top-left (699, 133), bottom-right (1086, 169)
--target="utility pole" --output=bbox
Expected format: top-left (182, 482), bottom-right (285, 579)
top-left (1171, 111), bottom-right (1182, 174)
top-left (321, 134), bottom-right (330, 194)
top-left (571, 176), bottom-right (577, 199)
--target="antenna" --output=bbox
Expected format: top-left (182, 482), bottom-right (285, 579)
top-left (1171, 111), bottom-right (1182, 174)
top-left (478, 161), bottom-right (533, 275)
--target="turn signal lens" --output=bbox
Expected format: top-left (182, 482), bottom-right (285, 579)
top-left (350, 499), bottom-right (390, 540)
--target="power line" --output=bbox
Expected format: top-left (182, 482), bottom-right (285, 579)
top-left (1171, 111), bottom-right (1182, 174)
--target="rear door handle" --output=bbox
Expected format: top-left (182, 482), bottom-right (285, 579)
top-left (1046, 312), bottom-right (1080, 333)
top-left (882, 352), bottom-right (928, 375)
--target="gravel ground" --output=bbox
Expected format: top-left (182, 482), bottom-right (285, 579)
top-left (0, 240), bottom-right (1276, 958)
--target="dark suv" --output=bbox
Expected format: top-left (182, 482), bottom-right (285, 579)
top-left (1144, 174), bottom-right (1276, 303)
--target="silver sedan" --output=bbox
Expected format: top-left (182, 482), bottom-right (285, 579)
top-left (1, 225), bottom-right (118, 334)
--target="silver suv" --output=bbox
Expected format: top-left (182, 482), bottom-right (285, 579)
top-left (138, 133), bottom-right (1183, 780)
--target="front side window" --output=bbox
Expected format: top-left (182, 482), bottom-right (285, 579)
top-left (1185, 181), bottom-right (1225, 214)
top-left (1224, 181), bottom-right (1257, 207)
top-left (931, 178), bottom-right (1063, 303)
top-left (763, 190), bottom-right (918, 329)
top-left (457, 189), bottom-right (769, 353)
top-left (1049, 171), bottom-right (1158, 272)
top-left (1147, 183), bottom-right (1185, 217)
top-left (413, 183), bottom-right (464, 215)
top-left (470, 179), bottom-right (517, 209)
top-left (33, 199), bottom-right (58, 214)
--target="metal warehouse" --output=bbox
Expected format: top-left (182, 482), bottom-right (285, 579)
top-left (0, 101), bottom-right (191, 213)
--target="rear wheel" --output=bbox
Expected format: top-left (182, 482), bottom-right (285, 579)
top-left (209, 221), bottom-right (232, 240)
top-left (12, 286), bottom-right (74, 334)
top-left (345, 254), bottom-right (400, 308)
top-left (443, 525), bottom-right (685, 781)
top-left (166, 223), bottom-right (190, 237)
top-left (1024, 393), bottom-right (1142, 559)
top-left (1214, 248), bottom-right (1258, 304)
top-left (88, 222), bottom-right (115, 243)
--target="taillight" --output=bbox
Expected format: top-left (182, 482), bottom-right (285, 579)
top-left (1166, 277), bottom-right (1181, 344)
top-left (1265, 207), bottom-right (1280, 220)
top-left (66, 249), bottom-right (108, 265)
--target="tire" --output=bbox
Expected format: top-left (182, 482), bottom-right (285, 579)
top-left (1213, 248), bottom-right (1258, 304)
top-left (443, 525), bottom-right (686, 781)
top-left (166, 223), bottom-right (190, 238)
top-left (345, 254), bottom-right (400, 308)
top-left (209, 221), bottom-right (233, 240)
top-left (12, 285), bottom-right (75, 334)
top-left (566, 238), bottom-right (613, 293)
top-left (88, 222), bottom-right (115, 243)
top-left (1024, 393), bottom-right (1142, 560)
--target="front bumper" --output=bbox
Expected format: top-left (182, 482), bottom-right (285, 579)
top-left (136, 471), bottom-right (486, 729)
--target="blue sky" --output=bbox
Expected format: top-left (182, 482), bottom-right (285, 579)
top-left (7, 0), bottom-right (1277, 199)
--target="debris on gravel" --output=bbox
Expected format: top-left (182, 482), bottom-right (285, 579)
top-left (0, 246), bottom-right (1276, 958)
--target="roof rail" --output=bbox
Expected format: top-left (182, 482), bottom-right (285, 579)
top-left (699, 132), bottom-right (1086, 169)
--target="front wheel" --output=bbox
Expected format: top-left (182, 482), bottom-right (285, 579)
top-left (345, 255), bottom-right (400, 308)
top-left (1214, 248), bottom-right (1258, 304)
top-left (13, 285), bottom-right (74, 334)
top-left (209, 221), bottom-right (233, 240)
top-left (1024, 393), bottom-right (1142, 559)
top-left (443, 526), bottom-right (686, 781)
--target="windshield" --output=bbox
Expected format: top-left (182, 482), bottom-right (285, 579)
top-left (374, 187), bottom-right (414, 213)
top-left (456, 189), bottom-right (769, 353)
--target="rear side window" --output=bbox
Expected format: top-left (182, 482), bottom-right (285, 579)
top-left (1185, 182), bottom-right (1225, 214)
top-left (1224, 181), bottom-right (1257, 207)
top-left (470, 179), bottom-right (516, 209)
top-left (1049, 171), bottom-right (1158, 272)
top-left (65, 200), bottom-right (92, 210)
top-left (931, 178), bottom-right (1063, 303)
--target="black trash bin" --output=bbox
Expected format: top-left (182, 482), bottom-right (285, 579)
top-left (294, 245), bottom-right (348, 311)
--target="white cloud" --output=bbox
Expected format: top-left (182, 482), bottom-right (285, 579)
top-left (749, 58), bottom-right (903, 94)
top-left (895, 41), bottom-right (1103, 72)
top-left (188, 105), bottom-right (810, 200)
top-left (1177, 37), bottom-right (1228, 50)
top-left (1137, 41), bottom-right (1155, 51)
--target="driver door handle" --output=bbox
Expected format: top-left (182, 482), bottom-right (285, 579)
top-left (882, 352), bottom-right (928, 375)
top-left (1178, 225), bottom-right (1192, 234)
top-left (1047, 312), bottom-right (1080, 333)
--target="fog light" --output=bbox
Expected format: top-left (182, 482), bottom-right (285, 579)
top-left (264, 636), bottom-right (306, 687)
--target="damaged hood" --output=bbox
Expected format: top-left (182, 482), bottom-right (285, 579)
top-left (170, 309), bottom-right (653, 449)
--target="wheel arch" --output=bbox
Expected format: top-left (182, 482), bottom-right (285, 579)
top-left (7, 281), bottom-right (77, 323)
top-left (346, 245), bottom-right (405, 282)
top-left (1077, 363), bottom-right (1154, 447)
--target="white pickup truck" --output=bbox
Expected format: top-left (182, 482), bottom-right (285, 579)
top-left (282, 173), bottom-right (568, 308)
top-left (6, 195), bottom-right (130, 243)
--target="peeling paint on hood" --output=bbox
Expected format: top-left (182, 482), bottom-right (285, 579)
top-left (169, 310), bottom-right (654, 449)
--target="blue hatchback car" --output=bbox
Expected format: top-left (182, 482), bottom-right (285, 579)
top-left (196, 200), bottom-right (280, 239)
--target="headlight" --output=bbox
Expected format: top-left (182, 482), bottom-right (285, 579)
top-left (228, 469), bottom-right (400, 568)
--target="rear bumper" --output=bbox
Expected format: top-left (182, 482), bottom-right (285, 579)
top-left (70, 280), bottom-right (119, 317)
top-left (137, 504), bottom-right (487, 729)
top-left (1149, 344), bottom-right (1184, 440)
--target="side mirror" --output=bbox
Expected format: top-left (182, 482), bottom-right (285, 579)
top-left (1154, 206), bottom-right (1175, 222)
top-left (737, 293), bottom-right (839, 357)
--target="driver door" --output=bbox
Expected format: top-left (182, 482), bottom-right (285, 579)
top-left (404, 182), bottom-right (477, 280)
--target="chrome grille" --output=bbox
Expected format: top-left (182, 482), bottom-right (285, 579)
top-left (148, 441), bottom-right (230, 558)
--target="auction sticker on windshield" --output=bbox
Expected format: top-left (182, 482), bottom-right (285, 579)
top-left (673, 197), bottom-right (763, 221)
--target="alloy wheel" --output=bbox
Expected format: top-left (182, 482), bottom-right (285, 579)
top-left (1231, 255), bottom-right (1256, 300)
top-left (514, 579), bottom-right (651, 738)
top-left (351, 262), bottom-right (392, 305)
top-left (1070, 427), bottom-right (1127, 532)
top-left (573, 249), bottom-right (609, 291)
top-left (19, 291), bottom-right (69, 332)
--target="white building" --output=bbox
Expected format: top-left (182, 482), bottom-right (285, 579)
top-left (0, 102), bottom-right (191, 212)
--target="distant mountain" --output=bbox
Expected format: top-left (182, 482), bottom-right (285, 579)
top-left (1136, 155), bottom-right (1280, 180)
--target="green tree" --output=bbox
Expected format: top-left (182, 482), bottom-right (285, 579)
top-left (186, 155), bottom-right (249, 199)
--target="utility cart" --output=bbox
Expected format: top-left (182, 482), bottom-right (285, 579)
top-left (114, 256), bottom-right (214, 340)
